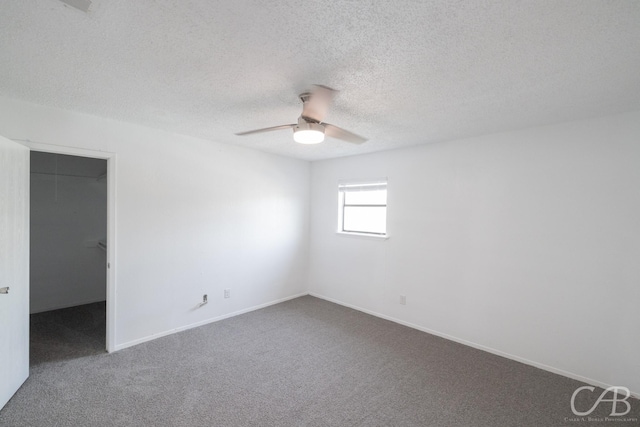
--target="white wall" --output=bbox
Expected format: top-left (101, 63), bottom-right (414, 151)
top-left (309, 111), bottom-right (640, 395)
top-left (30, 170), bottom-right (107, 313)
top-left (0, 96), bottom-right (310, 349)
top-left (3, 94), bottom-right (638, 395)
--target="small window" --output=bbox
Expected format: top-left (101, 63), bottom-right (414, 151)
top-left (338, 180), bottom-right (387, 236)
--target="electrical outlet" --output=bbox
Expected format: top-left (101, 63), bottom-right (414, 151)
top-left (224, 289), bottom-right (230, 299)
top-left (400, 295), bottom-right (406, 305)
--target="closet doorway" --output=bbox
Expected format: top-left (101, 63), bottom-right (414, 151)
top-left (30, 151), bottom-right (110, 361)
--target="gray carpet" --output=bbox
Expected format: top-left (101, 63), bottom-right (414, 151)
top-left (0, 296), bottom-right (637, 426)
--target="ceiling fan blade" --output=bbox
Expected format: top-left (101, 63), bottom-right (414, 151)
top-left (235, 124), bottom-right (295, 136)
top-left (301, 85), bottom-right (337, 123)
top-left (324, 123), bottom-right (368, 144)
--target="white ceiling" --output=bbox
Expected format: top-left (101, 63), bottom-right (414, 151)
top-left (1, 1), bottom-right (639, 161)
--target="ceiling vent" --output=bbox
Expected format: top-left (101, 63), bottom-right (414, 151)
top-left (58, 0), bottom-right (92, 13)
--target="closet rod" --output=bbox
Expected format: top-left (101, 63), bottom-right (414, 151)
top-left (31, 171), bottom-right (105, 179)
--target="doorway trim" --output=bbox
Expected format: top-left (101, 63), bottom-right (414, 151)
top-left (16, 139), bottom-right (116, 353)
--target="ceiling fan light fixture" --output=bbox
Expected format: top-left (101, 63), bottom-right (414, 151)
top-left (293, 122), bottom-right (325, 144)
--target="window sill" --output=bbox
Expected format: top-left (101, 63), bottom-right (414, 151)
top-left (336, 231), bottom-right (389, 240)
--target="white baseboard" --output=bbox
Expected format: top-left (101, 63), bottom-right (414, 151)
top-left (308, 292), bottom-right (640, 399)
top-left (113, 292), bottom-right (309, 352)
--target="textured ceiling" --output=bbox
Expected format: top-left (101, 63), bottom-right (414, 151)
top-left (1, 1), bottom-right (639, 161)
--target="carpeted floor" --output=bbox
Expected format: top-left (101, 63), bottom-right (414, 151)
top-left (0, 296), bottom-right (637, 426)
top-left (29, 301), bottom-right (107, 365)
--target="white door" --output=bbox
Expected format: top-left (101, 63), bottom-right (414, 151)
top-left (0, 135), bottom-right (29, 410)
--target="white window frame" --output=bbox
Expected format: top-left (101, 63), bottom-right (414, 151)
top-left (337, 179), bottom-right (388, 238)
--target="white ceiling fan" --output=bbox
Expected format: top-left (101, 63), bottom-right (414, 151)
top-left (235, 85), bottom-right (367, 145)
